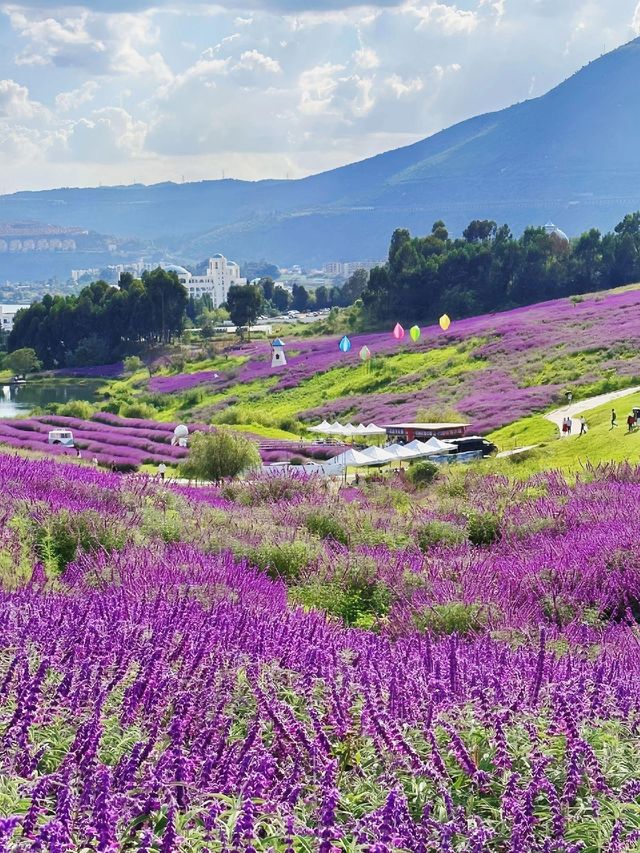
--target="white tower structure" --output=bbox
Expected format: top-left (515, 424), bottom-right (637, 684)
top-left (271, 338), bottom-right (287, 368)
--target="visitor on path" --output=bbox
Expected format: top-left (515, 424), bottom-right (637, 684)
top-left (566, 392), bottom-right (573, 405)
top-left (158, 462), bottom-right (167, 482)
top-left (566, 417), bottom-right (572, 435)
top-left (75, 448), bottom-right (81, 458)
top-left (561, 417), bottom-right (568, 436)
top-left (611, 409), bottom-right (618, 429)
top-left (627, 413), bottom-right (636, 433)
top-left (579, 417), bottom-right (588, 436)
top-left (92, 456), bottom-right (98, 466)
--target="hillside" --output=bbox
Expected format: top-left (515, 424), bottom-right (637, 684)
top-left (97, 285), bottom-right (640, 442)
top-left (2, 39), bottom-right (640, 268)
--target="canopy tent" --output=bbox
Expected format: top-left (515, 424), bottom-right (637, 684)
top-left (364, 423), bottom-right (386, 436)
top-left (308, 420), bottom-right (332, 434)
top-left (423, 436), bottom-right (457, 453)
top-left (308, 420), bottom-right (386, 438)
top-left (360, 446), bottom-right (396, 464)
top-left (385, 442), bottom-right (425, 460)
top-left (403, 439), bottom-right (441, 457)
top-left (331, 448), bottom-right (373, 467)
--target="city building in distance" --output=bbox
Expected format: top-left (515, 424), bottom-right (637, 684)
top-left (175, 255), bottom-right (246, 307)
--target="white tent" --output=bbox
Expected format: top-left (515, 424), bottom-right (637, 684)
top-left (360, 446), bottom-right (396, 463)
top-left (364, 423), bottom-right (386, 436)
top-left (331, 448), bottom-right (373, 467)
top-left (308, 420), bottom-right (332, 434)
top-left (385, 442), bottom-right (424, 460)
top-left (423, 436), bottom-right (457, 453)
top-left (354, 423), bottom-right (370, 436)
top-left (403, 439), bottom-right (440, 457)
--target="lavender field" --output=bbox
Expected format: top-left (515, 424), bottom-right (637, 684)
top-left (1, 452), bottom-right (640, 850)
top-left (142, 287), bottom-right (640, 433)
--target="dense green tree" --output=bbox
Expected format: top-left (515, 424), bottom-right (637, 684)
top-left (6, 347), bottom-right (40, 376)
top-left (180, 431), bottom-right (261, 484)
top-left (291, 284), bottom-right (311, 312)
top-left (340, 269), bottom-right (369, 305)
top-left (258, 277), bottom-right (276, 301)
top-left (272, 286), bottom-right (291, 312)
top-left (226, 284), bottom-right (264, 329)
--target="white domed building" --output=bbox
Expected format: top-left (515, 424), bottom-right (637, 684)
top-left (174, 255), bottom-right (246, 307)
top-left (544, 222), bottom-right (570, 245)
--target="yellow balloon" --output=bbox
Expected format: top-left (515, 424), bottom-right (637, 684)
top-left (439, 314), bottom-right (451, 332)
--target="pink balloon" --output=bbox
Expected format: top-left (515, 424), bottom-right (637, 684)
top-left (393, 323), bottom-right (405, 340)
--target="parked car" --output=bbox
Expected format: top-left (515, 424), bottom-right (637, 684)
top-left (449, 436), bottom-right (497, 457)
top-left (48, 429), bottom-right (75, 447)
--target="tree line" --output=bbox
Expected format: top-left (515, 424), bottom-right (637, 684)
top-left (362, 213), bottom-right (640, 322)
top-left (9, 269), bottom-right (187, 369)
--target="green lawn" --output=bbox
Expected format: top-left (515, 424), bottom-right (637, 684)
top-left (489, 389), bottom-right (640, 477)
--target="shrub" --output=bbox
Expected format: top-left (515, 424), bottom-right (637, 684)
top-left (289, 456), bottom-right (305, 466)
top-left (290, 578), bottom-right (391, 628)
top-left (250, 541), bottom-right (316, 582)
top-left (407, 461), bottom-right (439, 487)
top-left (180, 430), bottom-right (261, 484)
top-left (120, 402), bottom-right (157, 420)
top-left (33, 510), bottom-right (129, 576)
top-left (416, 520), bottom-right (466, 551)
top-left (467, 512), bottom-right (502, 546)
top-left (305, 511), bottom-right (349, 544)
top-left (413, 602), bottom-right (497, 636)
top-left (56, 400), bottom-right (94, 419)
top-left (180, 389), bottom-right (203, 408)
top-left (123, 356), bottom-right (144, 374)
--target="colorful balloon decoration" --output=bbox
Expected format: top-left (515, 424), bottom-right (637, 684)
top-left (359, 345), bottom-right (371, 361)
top-left (339, 335), bottom-right (352, 353)
top-left (439, 314), bottom-right (451, 332)
top-left (409, 325), bottom-right (421, 342)
top-left (393, 323), bottom-right (405, 341)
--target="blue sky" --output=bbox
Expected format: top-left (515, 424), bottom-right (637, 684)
top-left (0, 0), bottom-right (638, 193)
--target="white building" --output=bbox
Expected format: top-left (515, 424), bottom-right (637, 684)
top-left (0, 304), bottom-right (30, 332)
top-left (176, 255), bottom-right (246, 307)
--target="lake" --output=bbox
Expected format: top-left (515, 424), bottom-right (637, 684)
top-left (0, 379), bottom-right (104, 418)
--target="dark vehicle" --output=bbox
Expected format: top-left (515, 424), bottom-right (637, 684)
top-left (633, 407), bottom-right (640, 421)
top-left (449, 436), bottom-right (497, 457)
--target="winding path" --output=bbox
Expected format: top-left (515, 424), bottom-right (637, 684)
top-left (544, 386), bottom-right (640, 436)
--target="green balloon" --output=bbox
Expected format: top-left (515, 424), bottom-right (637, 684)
top-left (410, 325), bottom-right (421, 342)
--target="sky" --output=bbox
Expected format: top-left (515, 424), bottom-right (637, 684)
top-left (0, 0), bottom-right (639, 194)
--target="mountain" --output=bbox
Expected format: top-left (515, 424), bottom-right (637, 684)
top-left (2, 38), bottom-right (640, 268)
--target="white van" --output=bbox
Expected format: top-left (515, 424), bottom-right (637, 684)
top-left (48, 429), bottom-right (74, 447)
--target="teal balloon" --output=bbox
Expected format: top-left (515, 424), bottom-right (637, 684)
top-left (339, 336), bottom-right (352, 353)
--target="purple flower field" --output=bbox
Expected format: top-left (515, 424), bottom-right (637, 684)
top-left (1, 452), bottom-right (640, 849)
top-left (147, 288), bottom-right (640, 431)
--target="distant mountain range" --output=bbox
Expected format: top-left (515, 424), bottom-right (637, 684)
top-left (2, 38), bottom-right (640, 270)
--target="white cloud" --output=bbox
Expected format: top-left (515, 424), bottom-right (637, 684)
top-left (386, 73), bottom-right (424, 98)
top-left (353, 46), bottom-right (379, 69)
top-left (0, 77), bottom-right (47, 118)
top-left (234, 48), bottom-right (282, 73)
top-left (55, 79), bottom-right (98, 111)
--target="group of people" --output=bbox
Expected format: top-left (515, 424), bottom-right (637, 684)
top-left (561, 415), bottom-right (588, 437)
top-left (611, 409), bottom-right (639, 432)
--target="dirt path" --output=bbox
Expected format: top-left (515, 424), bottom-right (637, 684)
top-left (545, 387), bottom-right (640, 436)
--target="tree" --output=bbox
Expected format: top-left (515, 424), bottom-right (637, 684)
top-left (258, 277), bottom-right (276, 302)
top-left (123, 355), bottom-right (144, 374)
top-left (291, 283), bottom-right (310, 312)
top-left (340, 268), bottom-right (368, 305)
top-left (142, 268), bottom-right (188, 343)
top-left (6, 347), bottom-right (40, 376)
top-left (180, 431), bottom-right (261, 484)
top-left (272, 286), bottom-right (291, 312)
top-left (463, 220), bottom-right (497, 243)
top-left (226, 284), bottom-right (264, 330)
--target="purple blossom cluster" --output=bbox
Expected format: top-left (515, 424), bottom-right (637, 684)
top-left (152, 288), bottom-right (640, 431)
top-left (55, 362), bottom-right (124, 378)
top-left (0, 455), bottom-right (637, 847)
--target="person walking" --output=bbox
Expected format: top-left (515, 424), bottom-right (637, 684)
top-left (158, 462), bottom-right (167, 482)
top-left (92, 456), bottom-right (98, 466)
top-left (566, 417), bottom-right (572, 435)
top-left (579, 417), bottom-right (588, 436)
top-left (628, 413), bottom-right (636, 433)
top-left (611, 409), bottom-right (618, 429)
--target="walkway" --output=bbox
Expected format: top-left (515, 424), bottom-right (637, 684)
top-left (545, 386), bottom-right (640, 436)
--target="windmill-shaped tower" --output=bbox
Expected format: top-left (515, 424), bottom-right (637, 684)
top-left (271, 338), bottom-right (287, 368)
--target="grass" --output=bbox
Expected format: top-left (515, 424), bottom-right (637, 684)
top-left (489, 388), bottom-right (640, 477)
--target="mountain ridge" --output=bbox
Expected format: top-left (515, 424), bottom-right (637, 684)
top-left (2, 38), bottom-right (640, 267)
